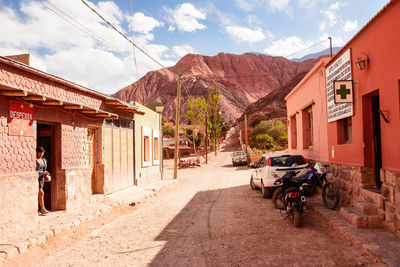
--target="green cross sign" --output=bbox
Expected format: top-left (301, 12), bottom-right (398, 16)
top-left (336, 84), bottom-right (351, 99)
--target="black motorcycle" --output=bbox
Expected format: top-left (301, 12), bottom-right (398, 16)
top-left (274, 171), bottom-right (306, 227)
top-left (272, 163), bottom-right (340, 210)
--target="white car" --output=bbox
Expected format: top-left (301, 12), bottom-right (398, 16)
top-left (250, 153), bottom-right (309, 198)
top-left (231, 151), bottom-right (248, 166)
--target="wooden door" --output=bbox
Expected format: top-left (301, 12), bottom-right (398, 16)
top-left (87, 128), bottom-right (96, 194)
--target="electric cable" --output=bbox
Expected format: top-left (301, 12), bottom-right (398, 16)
top-left (284, 38), bottom-right (328, 59)
top-left (42, 0), bottom-right (127, 55)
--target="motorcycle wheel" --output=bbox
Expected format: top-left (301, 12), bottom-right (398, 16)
top-left (322, 182), bottom-right (340, 210)
top-left (293, 208), bottom-right (301, 227)
top-left (272, 187), bottom-right (285, 210)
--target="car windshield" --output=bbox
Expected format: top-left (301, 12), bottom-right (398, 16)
top-left (233, 152), bottom-right (245, 156)
top-left (270, 155), bottom-right (307, 167)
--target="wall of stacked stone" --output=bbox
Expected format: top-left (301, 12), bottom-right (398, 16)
top-left (330, 162), bottom-right (400, 235)
top-left (381, 169), bottom-right (400, 234)
top-left (0, 98), bottom-right (36, 175)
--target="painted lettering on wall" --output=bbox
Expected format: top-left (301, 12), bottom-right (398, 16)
top-left (325, 49), bottom-right (354, 122)
top-left (8, 100), bottom-right (34, 136)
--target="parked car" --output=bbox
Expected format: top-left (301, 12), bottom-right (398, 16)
top-left (250, 153), bottom-right (309, 198)
top-left (231, 151), bottom-right (248, 166)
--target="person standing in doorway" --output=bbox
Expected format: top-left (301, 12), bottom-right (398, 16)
top-left (36, 146), bottom-right (51, 215)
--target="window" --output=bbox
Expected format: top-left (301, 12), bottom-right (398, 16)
top-left (144, 136), bottom-right (150, 162)
top-left (302, 105), bottom-right (313, 149)
top-left (153, 130), bottom-right (160, 165)
top-left (142, 126), bottom-right (152, 167)
top-left (337, 117), bottom-right (352, 144)
top-left (290, 115), bottom-right (297, 149)
top-left (344, 117), bottom-right (352, 143)
top-left (257, 157), bottom-right (267, 168)
top-left (154, 137), bottom-right (159, 161)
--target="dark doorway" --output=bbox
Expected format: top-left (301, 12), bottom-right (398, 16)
top-left (37, 123), bottom-right (54, 210)
top-left (371, 95), bottom-right (382, 188)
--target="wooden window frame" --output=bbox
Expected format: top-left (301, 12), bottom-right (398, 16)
top-left (142, 126), bottom-right (151, 167)
top-left (153, 129), bottom-right (160, 165)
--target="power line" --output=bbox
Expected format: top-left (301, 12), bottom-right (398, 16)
top-left (81, 0), bottom-right (169, 72)
top-left (128, 0), bottom-right (140, 80)
top-left (284, 38), bottom-right (328, 59)
top-left (42, 0), bottom-right (127, 55)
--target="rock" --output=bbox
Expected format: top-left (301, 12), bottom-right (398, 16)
top-left (113, 53), bottom-right (317, 121)
top-left (357, 261), bottom-right (364, 266)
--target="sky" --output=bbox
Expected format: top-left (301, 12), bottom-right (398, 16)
top-left (0, 0), bottom-right (389, 94)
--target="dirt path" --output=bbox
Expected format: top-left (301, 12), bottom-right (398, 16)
top-left (7, 149), bottom-right (381, 267)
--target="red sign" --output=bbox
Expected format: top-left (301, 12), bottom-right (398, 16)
top-left (8, 100), bottom-right (34, 136)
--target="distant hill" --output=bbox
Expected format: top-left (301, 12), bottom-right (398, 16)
top-left (292, 47), bottom-right (341, 62)
top-left (113, 53), bottom-right (318, 121)
top-left (236, 72), bottom-right (309, 126)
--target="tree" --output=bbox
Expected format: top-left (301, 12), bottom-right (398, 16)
top-left (250, 120), bottom-right (288, 150)
top-left (253, 133), bottom-right (273, 150)
top-left (207, 84), bottom-right (222, 150)
top-left (162, 125), bottom-right (175, 137)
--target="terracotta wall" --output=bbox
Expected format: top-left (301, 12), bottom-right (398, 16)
top-left (286, 58), bottom-right (330, 162)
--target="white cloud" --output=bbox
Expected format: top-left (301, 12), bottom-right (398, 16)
top-left (168, 25), bottom-right (176, 31)
top-left (165, 3), bottom-right (207, 32)
top-left (298, 0), bottom-right (318, 8)
top-left (0, 0), bottom-right (179, 94)
top-left (266, 0), bottom-right (291, 12)
top-left (343, 20), bottom-right (358, 32)
top-left (236, 0), bottom-right (253, 11)
top-left (319, 2), bottom-right (341, 31)
top-left (226, 26), bottom-right (267, 43)
top-left (172, 45), bottom-right (196, 58)
top-left (264, 36), bottom-right (313, 57)
top-left (129, 12), bottom-right (164, 34)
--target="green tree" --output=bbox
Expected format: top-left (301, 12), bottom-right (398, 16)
top-left (253, 133), bottom-right (273, 150)
top-left (162, 125), bottom-right (175, 137)
top-left (207, 84), bottom-right (222, 150)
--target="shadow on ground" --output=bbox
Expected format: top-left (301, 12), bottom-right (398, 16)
top-left (148, 184), bottom-right (369, 266)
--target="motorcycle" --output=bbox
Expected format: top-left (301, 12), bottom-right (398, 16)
top-left (272, 162), bottom-right (340, 210)
top-left (274, 170), bottom-right (307, 227)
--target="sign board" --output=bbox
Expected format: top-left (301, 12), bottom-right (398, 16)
top-left (8, 100), bottom-right (34, 136)
top-left (325, 49), bottom-right (353, 122)
top-left (334, 80), bottom-right (353, 103)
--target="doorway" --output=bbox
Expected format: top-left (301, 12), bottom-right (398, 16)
top-left (87, 127), bottom-right (97, 193)
top-left (371, 94), bottom-right (382, 188)
top-left (37, 123), bottom-right (54, 210)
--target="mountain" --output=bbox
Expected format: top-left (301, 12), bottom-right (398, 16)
top-left (113, 53), bottom-right (318, 121)
top-left (292, 47), bottom-right (341, 62)
top-left (236, 72), bottom-right (308, 127)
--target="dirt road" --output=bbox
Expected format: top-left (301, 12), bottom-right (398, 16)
top-left (8, 149), bottom-right (381, 266)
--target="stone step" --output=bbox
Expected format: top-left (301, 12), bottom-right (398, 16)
top-left (340, 207), bottom-right (384, 228)
top-left (352, 200), bottom-right (378, 215)
top-left (359, 188), bottom-right (385, 211)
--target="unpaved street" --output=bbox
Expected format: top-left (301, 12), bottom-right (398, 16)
top-left (9, 149), bottom-right (380, 266)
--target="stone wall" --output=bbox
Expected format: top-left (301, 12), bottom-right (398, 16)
top-left (330, 163), bottom-right (400, 236)
top-left (0, 172), bottom-right (37, 240)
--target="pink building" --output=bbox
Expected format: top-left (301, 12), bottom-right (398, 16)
top-left (285, 57), bottom-right (330, 163)
top-left (0, 54), bottom-right (163, 241)
top-left (286, 0), bottom-right (400, 234)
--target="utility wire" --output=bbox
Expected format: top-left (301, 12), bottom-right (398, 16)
top-left (284, 38), bottom-right (328, 59)
top-left (42, 0), bottom-right (126, 55)
top-left (128, 0), bottom-right (140, 80)
top-left (81, 0), bottom-right (168, 72)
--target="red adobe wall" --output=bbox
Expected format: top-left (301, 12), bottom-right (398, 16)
top-left (286, 58), bottom-right (330, 162)
top-left (325, 0), bottom-right (400, 234)
top-left (327, 0), bottom-right (400, 171)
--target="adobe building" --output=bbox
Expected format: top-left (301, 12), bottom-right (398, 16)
top-left (286, 0), bottom-right (400, 234)
top-left (285, 57), bottom-right (330, 163)
top-left (134, 102), bottom-right (163, 186)
top-left (0, 54), bottom-right (163, 240)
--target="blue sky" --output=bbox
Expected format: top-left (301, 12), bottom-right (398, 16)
top-left (0, 0), bottom-right (388, 94)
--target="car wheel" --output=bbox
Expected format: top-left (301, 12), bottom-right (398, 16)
top-left (250, 177), bottom-right (257, 190)
top-left (261, 180), bottom-right (272, 198)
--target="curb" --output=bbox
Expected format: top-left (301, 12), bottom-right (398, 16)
top-left (0, 180), bottom-right (177, 265)
top-left (309, 200), bottom-right (400, 267)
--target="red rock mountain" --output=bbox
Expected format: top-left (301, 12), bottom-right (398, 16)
top-left (113, 53), bottom-right (318, 120)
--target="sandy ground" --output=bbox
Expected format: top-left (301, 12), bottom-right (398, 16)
top-left (7, 148), bottom-right (382, 267)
